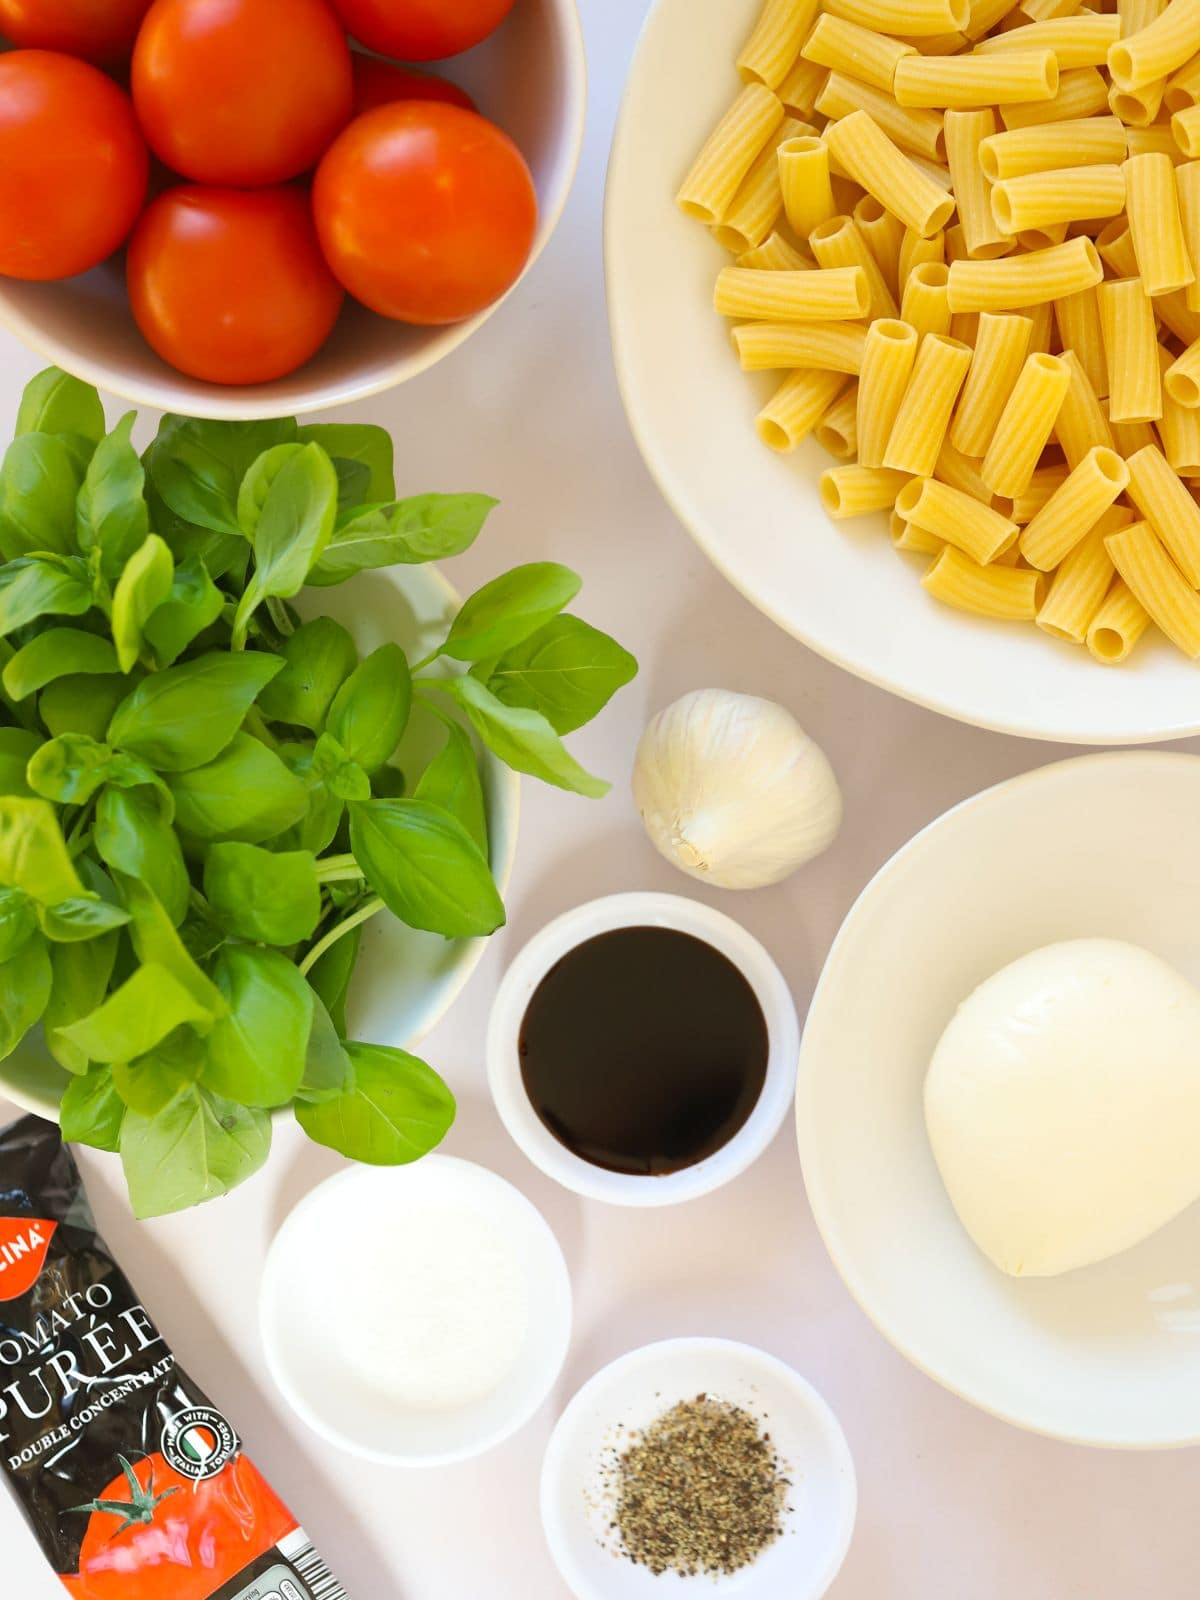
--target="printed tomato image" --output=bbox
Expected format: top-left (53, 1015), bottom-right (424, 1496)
top-left (0, 0), bottom-right (154, 62)
top-left (0, 51), bottom-right (148, 281)
top-left (351, 53), bottom-right (476, 116)
top-left (313, 101), bottom-right (537, 325)
top-left (331, 0), bottom-right (515, 60)
top-left (127, 185), bottom-right (345, 384)
top-left (132, 0), bottom-right (354, 186)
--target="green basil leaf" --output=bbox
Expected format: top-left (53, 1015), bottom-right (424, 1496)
top-left (307, 493), bottom-right (497, 585)
top-left (322, 754), bottom-right (370, 802)
top-left (482, 614), bottom-right (638, 734)
top-left (0, 886), bottom-right (36, 963)
top-left (149, 415), bottom-right (297, 535)
top-left (0, 728), bottom-right (40, 797)
top-left (296, 1039), bottom-right (454, 1163)
top-left (306, 921), bottom-right (360, 1036)
top-left (0, 931), bottom-right (51, 1060)
top-left (440, 563), bottom-right (581, 663)
top-left (276, 741), bottom-right (346, 854)
top-left (120, 1086), bottom-right (271, 1218)
top-left (39, 896), bottom-right (131, 943)
top-left (141, 556), bottom-right (225, 668)
top-left (413, 719), bottom-right (487, 855)
top-left (296, 988), bottom-right (354, 1103)
top-left (59, 1065), bottom-right (124, 1151)
top-left (441, 673), bottom-right (609, 797)
top-left (168, 731), bottom-right (308, 843)
top-left (107, 651), bottom-right (283, 771)
top-left (76, 413), bottom-right (150, 581)
top-left (111, 533), bottom-right (174, 673)
top-left (326, 643), bottom-right (411, 772)
top-left (16, 368), bottom-right (105, 445)
top-left (203, 946), bottom-right (312, 1108)
top-left (0, 797), bottom-right (84, 903)
top-left (349, 797), bottom-right (505, 937)
top-left (40, 673), bottom-right (131, 741)
top-left (95, 785), bottom-right (189, 925)
top-left (236, 442), bottom-right (308, 540)
top-left (59, 963), bottom-right (210, 1062)
top-left (296, 422), bottom-right (395, 501)
top-left (232, 444), bottom-right (338, 643)
top-left (116, 874), bottom-right (225, 1019)
top-left (27, 734), bottom-right (164, 808)
top-left (203, 841), bottom-right (321, 945)
top-left (3, 628), bottom-right (119, 701)
top-left (113, 1028), bottom-right (206, 1115)
top-left (257, 616), bottom-right (357, 732)
top-left (0, 434), bottom-right (86, 559)
top-left (45, 933), bottom-right (119, 1076)
top-left (333, 458), bottom-right (371, 514)
top-left (0, 557), bottom-right (92, 635)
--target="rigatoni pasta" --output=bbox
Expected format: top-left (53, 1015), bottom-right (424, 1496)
top-left (677, 83), bottom-right (785, 224)
top-left (823, 110), bottom-right (958, 235)
top-left (979, 115), bottom-right (1127, 179)
top-left (737, 0), bottom-right (820, 90)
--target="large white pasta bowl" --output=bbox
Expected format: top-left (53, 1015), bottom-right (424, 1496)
top-left (605, 0), bottom-right (1200, 744)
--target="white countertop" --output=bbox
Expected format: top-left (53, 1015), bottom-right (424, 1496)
top-left (4, 2), bottom-right (1200, 1594)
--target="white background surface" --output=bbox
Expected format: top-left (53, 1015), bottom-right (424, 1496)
top-left (3, 1), bottom-right (1200, 1593)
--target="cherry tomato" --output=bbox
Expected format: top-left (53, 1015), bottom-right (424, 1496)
top-left (351, 53), bottom-right (475, 116)
top-left (330, 0), bottom-right (514, 61)
top-left (0, 50), bottom-right (148, 281)
top-left (132, 0), bottom-right (353, 186)
top-left (313, 102), bottom-right (537, 325)
top-left (0, 0), bottom-right (154, 62)
top-left (61, 1452), bottom-right (296, 1600)
top-left (126, 185), bottom-right (344, 384)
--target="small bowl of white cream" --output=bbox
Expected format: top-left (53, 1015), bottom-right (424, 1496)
top-left (260, 1156), bottom-right (572, 1466)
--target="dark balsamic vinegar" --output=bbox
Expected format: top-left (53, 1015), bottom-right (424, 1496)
top-left (518, 925), bottom-right (769, 1177)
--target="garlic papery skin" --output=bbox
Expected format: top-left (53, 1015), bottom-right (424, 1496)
top-left (632, 689), bottom-right (843, 890)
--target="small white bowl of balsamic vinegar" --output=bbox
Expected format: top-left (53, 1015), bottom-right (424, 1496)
top-left (486, 892), bottom-right (799, 1205)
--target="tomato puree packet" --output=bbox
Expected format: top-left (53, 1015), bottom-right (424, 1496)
top-left (0, 1114), bottom-right (348, 1600)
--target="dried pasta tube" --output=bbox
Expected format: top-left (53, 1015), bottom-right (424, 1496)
top-left (1037, 508), bottom-right (1130, 642)
top-left (738, 0), bottom-right (821, 90)
top-left (1019, 444), bottom-right (1130, 567)
top-left (981, 351), bottom-right (1071, 496)
top-left (816, 73), bottom-right (947, 161)
top-left (950, 310), bottom-right (1033, 456)
top-left (1165, 337), bottom-right (1200, 406)
top-left (966, 0), bottom-right (1024, 38)
top-left (732, 319), bottom-right (867, 371)
top-left (1176, 159), bottom-right (1200, 312)
top-left (946, 234), bottom-right (1101, 310)
top-left (824, 0), bottom-right (969, 37)
top-left (999, 66), bottom-right (1109, 127)
top-left (979, 115), bottom-right (1126, 180)
top-left (714, 264), bottom-right (869, 319)
top-left (1106, 519), bottom-right (1200, 655)
top-left (884, 333), bottom-right (974, 474)
top-left (713, 115), bottom-right (807, 252)
top-left (1108, 0), bottom-right (1200, 93)
top-left (1110, 76), bottom-right (1166, 127)
top-left (1010, 462), bottom-right (1069, 522)
top-left (1118, 0), bottom-right (1168, 34)
top-left (801, 14), bottom-right (915, 92)
top-left (1125, 152), bottom-right (1195, 294)
top-left (857, 318), bottom-right (920, 466)
top-left (1156, 286), bottom-right (1200, 342)
top-left (990, 164), bottom-right (1125, 233)
top-left (936, 438), bottom-right (995, 500)
top-left (976, 13), bottom-right (1120, 64)
top-left (1107, 411), bottom-right (1158, 455)
top-left (824, 110), bottom-right (957, 236)
top-left (1095, 216), bottom-right (1139, 276)
top-left (809, 212), bottom-right (899, 318)
top-left (1165, 50), bottom-right (1200, 111)
top-left (854, 194), bottom-right (905, 291)
top-left (892, 512), bottom-right (946, 554)
top-left (1125, 124), bottom-right (1184, 160)
top-left (778, 56), bottom-right (828, 117)
top-left (1124, 441), bottom-right (1200, 582)
top-left (901, 260), bottom-right (953, 335)
top-left (778, 135), bottom-right (837, 238)
top-left (1054, 284), bottom-right (1108, 397)
top-left (1098, 277), bottom-right (1162, 422)
top-left (1054, 348), bottom-right (1115, 466)
top-left (756, 368), bottom-right (849, 450)
top-left (815, 382), bottom-right (860, 456)
top-left (895, 475), bottom-right (1020, 560)
top-left (895, 50), bottom-right (1059, 109)
top-left (677, 85), bottom-right (786, 224)
top-left (1157, 351), bottom-right (1200, 471)
top-left (922, 544), bottom-right (1046, 616)
top-left (820, 464), bottom-right (912, 515)
top-left (738, 230), bottom-right (813, 270)
top-left (1086, 578), bottom-right (1152, 661)
top-left (945, 108), bottom-right (1013, 259)
top-left (899, 225), bottom-right (946, 283)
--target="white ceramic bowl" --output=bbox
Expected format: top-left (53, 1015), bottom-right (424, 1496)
top-left (798, 751), bottom-right (1200, 1448)
top-left (541, 1337), bottom-right (856, 1600)
top-left (606, 0), bottom-right (1200, 745)
top-left (0, 0), bottom-right (586, 420)
top-left (0, 560), bottom-right (520, 1119)
top-left (488, 891), bottom-right (798, 1206)
top-left (261, 1157), bottom-right (572, 1466)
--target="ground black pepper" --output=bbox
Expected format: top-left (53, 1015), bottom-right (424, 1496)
top-left (604, 1394), bottom-right (791, 1578)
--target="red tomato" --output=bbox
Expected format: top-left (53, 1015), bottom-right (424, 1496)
top-left (351, 53), bottom-right (475, 116)
top-left (0, 50), bottom-right (148, 281)
top-left (0, 0), bottom-right (154, 62)
top-left (313, 102), bottom-right (537, 325)
top-left (126, 185), bottom-right (344, 383)
top-left (132, 0), bottom-right (353, 186)
top-left (330, 0), bottom-right (514, 61)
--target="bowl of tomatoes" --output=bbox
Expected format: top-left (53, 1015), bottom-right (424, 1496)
top-left (0, 0), bottom-right (585, 417)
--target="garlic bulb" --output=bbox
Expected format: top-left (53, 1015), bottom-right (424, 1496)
top-left (632, 689), bottom-right (843, 890)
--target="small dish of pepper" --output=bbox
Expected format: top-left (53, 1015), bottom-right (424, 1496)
top-left (540, 1337), bottom-right (856, 1600)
